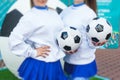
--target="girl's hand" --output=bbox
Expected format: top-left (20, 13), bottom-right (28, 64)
top-left (92, 40), bottom-right (107, 46)
top-left (36, 46), bottom-right (50, 58)
top-left (65, 49), bottom-right (78, 54)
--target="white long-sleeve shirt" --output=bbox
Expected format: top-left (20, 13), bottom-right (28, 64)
top-left (60, 4), bottom-right (97, 65)
top-left (9, 7), bottom-right (65, 62)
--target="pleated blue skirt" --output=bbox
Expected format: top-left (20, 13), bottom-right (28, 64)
top-left (64, 60), bottom-right (97, 78)
top-left (18, 57), bottom-right (67, 80)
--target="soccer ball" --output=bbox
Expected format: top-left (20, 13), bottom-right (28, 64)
top-left (56, 27), bottom-right (82, 52)
top-left (86, 17), bottom-right (112, 43)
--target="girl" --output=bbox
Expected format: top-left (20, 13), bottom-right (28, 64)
top-left (60, 0), bottom-right (106, 80)
top-left (9, 0), bottom-right (67, 80)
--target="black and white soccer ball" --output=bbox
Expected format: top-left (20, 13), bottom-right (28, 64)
top-left (86, 17), bottom-right (112, 43)
top-left (56, 27), bottom-right (82, 52)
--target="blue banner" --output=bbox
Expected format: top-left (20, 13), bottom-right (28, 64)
top-left (60, 0), bottom-right (73, 6)
top-left (97, 0), bottom-right (120, 48)
top-left (0, 0), bottom-right (16, 29)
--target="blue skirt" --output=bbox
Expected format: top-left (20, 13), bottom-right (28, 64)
top-left (18, 57), bottom-right (67, 80)
top-left (64, 60), bottom-right (97, 78)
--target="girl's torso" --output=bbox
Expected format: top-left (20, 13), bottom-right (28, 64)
top-left (61, 4), bottom-right (97, 65)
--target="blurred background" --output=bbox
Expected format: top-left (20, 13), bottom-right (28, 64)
top-left (0, 0), bottom-right (120, 80)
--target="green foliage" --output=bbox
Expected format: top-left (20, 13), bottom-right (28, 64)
top-left (0, 69), bottom-right (20, 80)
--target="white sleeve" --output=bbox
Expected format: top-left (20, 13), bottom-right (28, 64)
top-left (86, 10), bottom-right (98, 49)
top-left (9, 16), bottom-right (37, 58)
top-left (86, 10), bottom-right (97, 26)
top-left (59, 10), bottom-right (64, 19)
top-left (60, 8), bottom-right (67, 19)
top-left (87, 36), bottom-right (98, 49)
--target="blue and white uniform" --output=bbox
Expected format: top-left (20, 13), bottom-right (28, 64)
top-left (9, 6), bottom-right (66, 80)
top-left (60, 2), bottom-right (97, 80)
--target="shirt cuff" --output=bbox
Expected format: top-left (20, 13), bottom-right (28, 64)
top-left (30, 49), bottom-right (37, 58)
